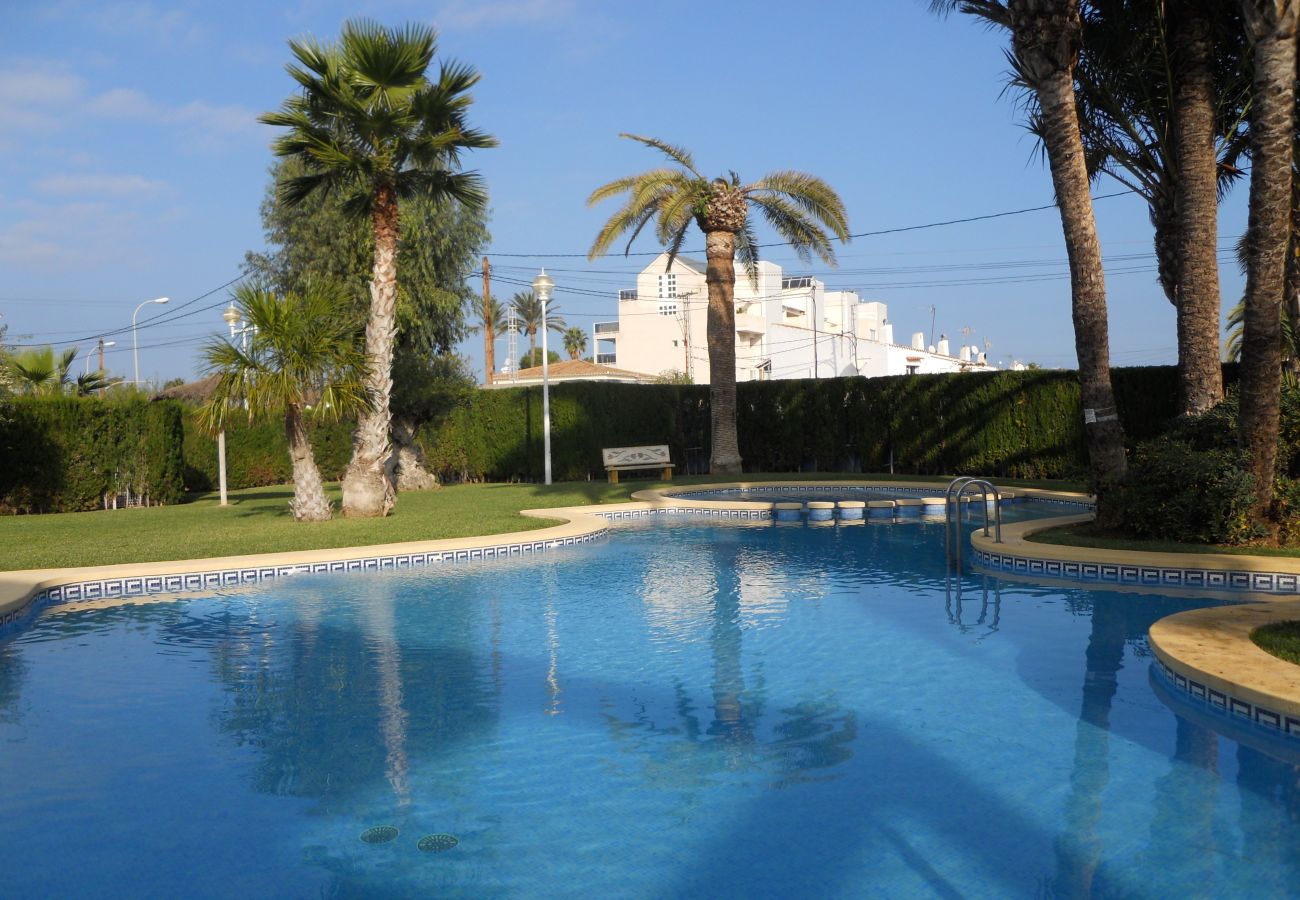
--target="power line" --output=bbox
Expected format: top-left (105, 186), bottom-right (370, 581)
top-left (484, 190), bottom-right (1136, 258)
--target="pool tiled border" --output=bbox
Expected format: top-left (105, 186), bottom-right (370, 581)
top-left (0, 500), bottom-right (776, 636)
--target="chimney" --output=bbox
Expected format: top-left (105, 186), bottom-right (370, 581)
top-left (911, 331), bottom-right (925, 350)
top-left (937, 335), bottom-right (950, 357)
top-left (960, 345), bottom-right (971, 362)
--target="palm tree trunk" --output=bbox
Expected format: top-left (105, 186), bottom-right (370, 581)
top-left (285, 404), bottom-right (331, 522)
top-left (389, 415), bottom-right (439, 491)
top-left (342, 184), bottom-right (399, 518)
top-left (1170, 0), bottom-right (1226, 415)
top-left (528, 327), bottom-right (537, 365)
top-left (1238, 1), bottom-right (1298, 520)
top-left (704, 230), bottom-right (742, 474)
top-left (1021, 17), bottom-right (1128, 508)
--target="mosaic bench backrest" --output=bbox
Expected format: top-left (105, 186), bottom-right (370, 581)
top-left (602, 445), bottom-right (672, 468)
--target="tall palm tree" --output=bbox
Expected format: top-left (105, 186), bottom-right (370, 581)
top-left (260, 19), bottom-right (496, 518)
top-left (197, 283), bottom-right (369, 522)
top-left (1069, 0), bottom-right (1248, 415)
top-left (933, 1), bottom-right (1128, 508)
top-left (587, 135), bottom-right (849, 474)
top-left (1237, 0), bottom-right (1298, 519)
top-left (468, 295), bottom-right (510, 382)
top-left (509, 290), bottom-right (565, 360)
top-left (562, 326), bottom-right (588, 360)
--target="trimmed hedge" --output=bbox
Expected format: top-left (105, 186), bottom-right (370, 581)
top-left (178, 364), bottom-right (1237, 490)
top-left (0, 397), bottom-right (186, 513)
top-left (183, 416), bottom-right (354, 492)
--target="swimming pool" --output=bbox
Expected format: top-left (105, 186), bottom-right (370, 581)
top-left (2, 503), bottom-right (1297, 896)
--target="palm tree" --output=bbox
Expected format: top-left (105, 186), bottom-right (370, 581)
top-left (562, 326), bottom-right (587, 360)
top-left (933, 0), bottom-right (1128, 508)
top-left (468, 295), bottom-right (510, 383)
top-left (509, 290), bottom-right (565, 361)
top-left (259, 19), bottom-right (496, 518)
top-left (1069, 0), bottom-right (1248, 415)
top-left (587, 135), bottom-right (849, 474)
top-left (197, 283), bottom-right (369, 522)
top-left (1237, 0), bottom-right (1298, 519)
top-left (6, 346), bottom-right (79, 396)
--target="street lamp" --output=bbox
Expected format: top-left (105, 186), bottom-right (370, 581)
top-left (131, 296), bottom-right (170, 386)
top-left (533, 269), bottom-right (555, 486)
top-left (86, 339), bottom-right (116, 375)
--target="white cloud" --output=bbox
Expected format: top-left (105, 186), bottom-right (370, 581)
top-left (0, 201), bottom-right (136, 268)
top-left (436, 0), bottom-right (576, 29)
top-left (0, 65), bottom-right (257, 147)
top-left (35, 174), bottom-right (167, 197)
top-left (39, 1), bottom-right (205, 45)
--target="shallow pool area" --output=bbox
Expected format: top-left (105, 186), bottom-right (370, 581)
top-left (3, 509), bottom-right (1299, 897)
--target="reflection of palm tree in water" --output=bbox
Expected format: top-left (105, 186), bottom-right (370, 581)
top-left (1052, 592), bottom-right (1222, 897)
top-left (359, 595), bottom-right (411, 808)
top-left (605, 534), bottom-right (855, 788)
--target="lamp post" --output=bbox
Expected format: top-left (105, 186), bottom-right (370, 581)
top-left (216, 302), bottom-right (255, 508)
top-left (533, 269), bottom-right (554, 486)
top-left (86, 339), bottom-right (116, 375)
top-left (131, 296), bottom-right (170, 386)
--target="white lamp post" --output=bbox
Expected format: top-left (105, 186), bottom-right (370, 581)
top-left (533, 269), bottom-right (555, 486)
top-left (131, 296), bottom-right (170, 386)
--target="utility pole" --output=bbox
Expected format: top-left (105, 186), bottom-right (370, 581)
top-left (97, 337), bottom-right (107, 373)
top-left (482, 256), bottom-right (494, 385)
top-left (675, 290), bottom-right (696, 379)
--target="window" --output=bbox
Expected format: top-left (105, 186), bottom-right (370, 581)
top-left (659, 303), bottom-right (678, 317)
top-left (781, 275), bottom-right (813, 290)
top-left (658, 273), bottom-right (677, 299)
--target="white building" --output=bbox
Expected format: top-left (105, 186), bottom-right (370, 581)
top-left (592, 253), bottom-right (997, 383)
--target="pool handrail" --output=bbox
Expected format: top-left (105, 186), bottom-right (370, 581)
top-left (945, 477), bottom-right (1003, 568)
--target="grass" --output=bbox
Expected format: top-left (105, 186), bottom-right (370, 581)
top-left (0, 472), bottom-right (1082, 572)
top-left (1251, 621), bottom-right (1300, 667)
top-left (1027, 522), bottom-right (1300, 559)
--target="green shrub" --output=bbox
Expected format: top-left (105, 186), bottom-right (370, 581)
top-left (178, 363), bottom-right (1227, 489)
top-left (0, 397), bottom-right (186, 513)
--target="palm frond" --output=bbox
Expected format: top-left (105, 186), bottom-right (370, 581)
top-left (617, 134), bottom-right (702, 178)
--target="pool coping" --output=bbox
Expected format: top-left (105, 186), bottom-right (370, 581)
top-left (1148, 600), bottom-right (1300, 736)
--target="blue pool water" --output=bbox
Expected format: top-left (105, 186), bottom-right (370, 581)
top-left (3, 504), bottom-right (1299, 897)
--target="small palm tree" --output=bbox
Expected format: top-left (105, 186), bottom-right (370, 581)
top-left (562, 326), bottom-right (587, 360)
top-left (260, 19), bottom-right (496, 518)
top-left (197, 283), bottom-right (369, 522)
top-left (7, 346), bottom-right (78, 396)
top-left (588, 134), bottom-right (849, 474)
top-left (510, 290), bottom-right (565, 360)
top-left (468, 295), bottom-right (510, 383)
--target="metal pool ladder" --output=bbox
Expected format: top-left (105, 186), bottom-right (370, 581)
top-left (944, 477), bottom-right (1003, 568)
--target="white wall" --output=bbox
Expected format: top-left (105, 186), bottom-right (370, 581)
top-left (612, 253), bottom-right (996, 383)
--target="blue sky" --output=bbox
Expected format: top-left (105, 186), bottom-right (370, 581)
top-left (1, 0), bottom-right (1248, 384)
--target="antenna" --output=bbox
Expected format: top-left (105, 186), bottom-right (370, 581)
top-left (507, 304), bottom-right (519, 382)
top-left (928, 305), bottom-right (937, 347)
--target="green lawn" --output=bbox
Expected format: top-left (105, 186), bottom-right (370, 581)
top-left (1252, 621), bottom-right (1300, 666)
top-left (1026, 522), bottom-right (1300, 559)
top-left (0, 472), bottom-right (1082, 571)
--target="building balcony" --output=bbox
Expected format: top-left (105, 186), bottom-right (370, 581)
top-left (734, 312), bottom-right (766, 336)
top-left (594, 321), bottom-right (619, 336)
top-left (618, 289), bottom-right (638, 301)
top-left (596, 353), bottom-right (617, 365)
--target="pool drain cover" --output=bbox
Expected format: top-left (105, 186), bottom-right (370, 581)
top-left (359, 826), bottom-right (399, 844)
top-left (417, 833), bottom-right (459, 853)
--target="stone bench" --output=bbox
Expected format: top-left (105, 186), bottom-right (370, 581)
top-left (602, 445), bottom-right (675, 484)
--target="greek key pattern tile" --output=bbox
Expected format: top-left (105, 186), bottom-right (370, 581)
top-left (1156, 659), bottom-right (1300, 739)
top-left (598, 506), bottom-right (770, 521)
top-left (971, 547), bottom-right (1300, 596)
top-left (0, 526), bottom-right (609, 638)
